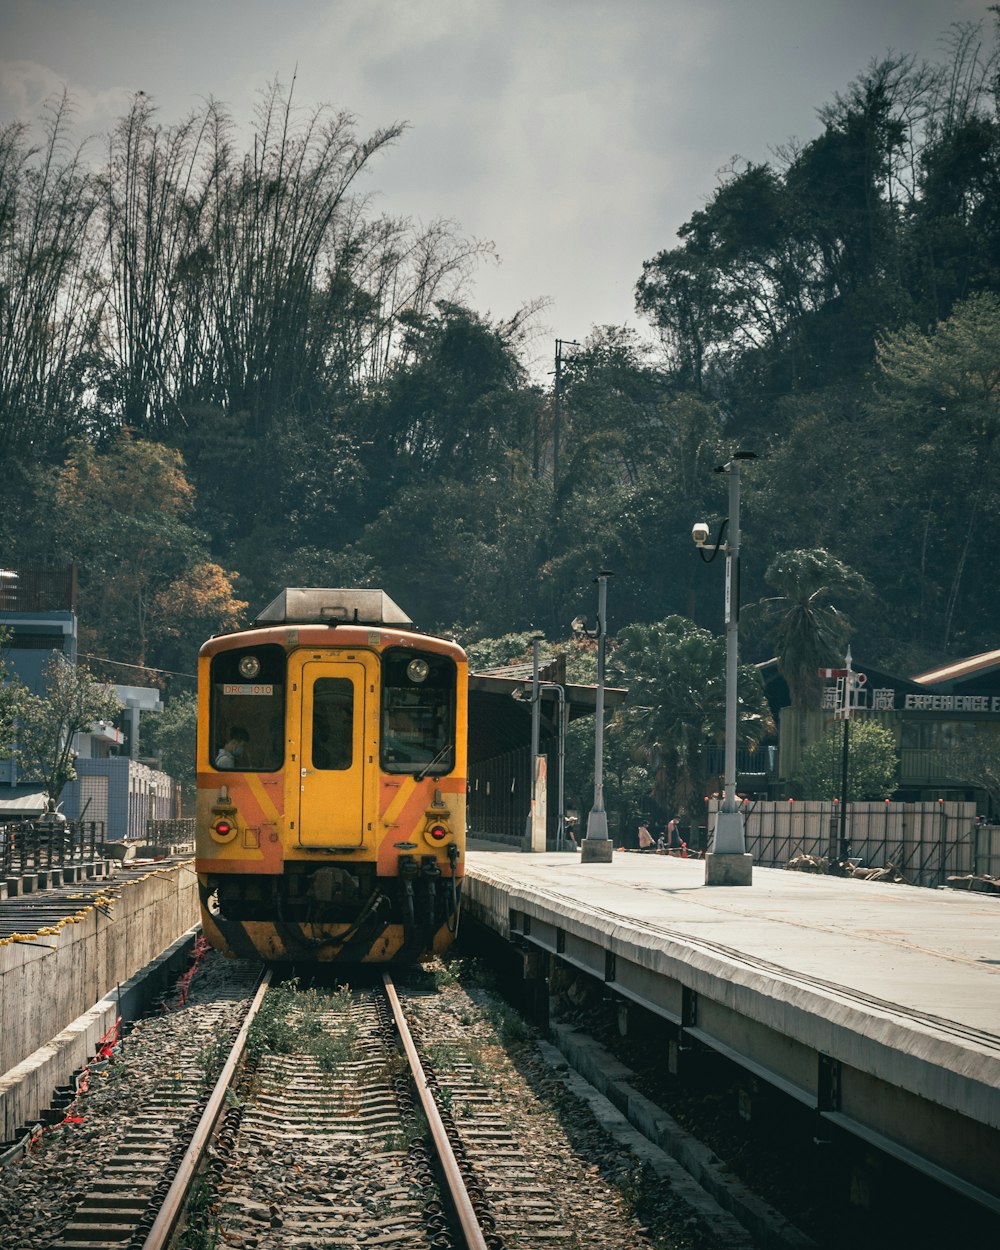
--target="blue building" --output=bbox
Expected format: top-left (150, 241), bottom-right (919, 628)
top-left (0, 566), bottom-right (175, 836)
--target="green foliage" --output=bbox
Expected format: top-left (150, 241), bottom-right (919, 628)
top-left (609, 616), bottom-right (773, 821)
top-left (142, 691), bottom-right (198, 805)
top-left (947, 730), bottom-right (1000, 808)
top-left (792, 719), bottom-right (899, 800)
top-left (752, 549), bottom-right (869, 711)
top-left (464, 632), bottom-right (544, 671)
top-left (16, 654), bottom-right (123, 801)
top-left (0, 627), bottom-right (27, 761)
top-left (4, 23), bottom-right (1000, 752)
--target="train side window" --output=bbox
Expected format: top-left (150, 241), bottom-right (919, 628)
top-left (209, 644), bottom-right (285, 771)
top-left (313, 678), bottom-right (354, 770)
top-left (380, 648), bottom-right (456, 775)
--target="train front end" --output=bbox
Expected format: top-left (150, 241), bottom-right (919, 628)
top-left (195, 588), bottom-right (467, 964)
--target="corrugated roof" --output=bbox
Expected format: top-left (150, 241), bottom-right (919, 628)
top-left (0, 790), bottom-right (48, 817)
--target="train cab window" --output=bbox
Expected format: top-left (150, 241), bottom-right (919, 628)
top-left (313, 678), bottom-right (354, 770)
top-left (381, 648), bottom-right (456, 776)
top-left (209, 644), bottom-right (285, 771)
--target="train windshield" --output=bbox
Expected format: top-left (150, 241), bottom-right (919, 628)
top-left (209, 644), bottom-right (285, 771)
top-left (380, 648), bottom-right (456, 776)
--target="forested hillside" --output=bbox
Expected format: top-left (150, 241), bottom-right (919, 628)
top-left (2, 19), bottom-right (999, 693)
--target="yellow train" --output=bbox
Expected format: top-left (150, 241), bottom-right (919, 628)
top-left (195, 588), bottom-right (467, 963)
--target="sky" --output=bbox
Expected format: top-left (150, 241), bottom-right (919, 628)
top-left (0, 0), bottom-right (995, 376)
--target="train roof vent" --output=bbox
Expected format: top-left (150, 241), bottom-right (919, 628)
top-left (254, 587), bottom-right (414, 628)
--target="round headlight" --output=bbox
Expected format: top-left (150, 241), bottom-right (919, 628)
top-left (238, 655), bottom-right (261, 679)
top-left (407, 658), bottom-right (430, 683)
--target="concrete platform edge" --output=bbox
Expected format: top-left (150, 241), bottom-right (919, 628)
top-left (463, 862), bottom-right (1000, 1131)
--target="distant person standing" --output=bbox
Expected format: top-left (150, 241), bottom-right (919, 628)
top-left (666, 817), bottom-right (680, 850)
top-left (638, 821), bottom-right (654, 851)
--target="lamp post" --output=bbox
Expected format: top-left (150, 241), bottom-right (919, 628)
top-left (574, 572), bottom-right (614, 863)
top-left (693, 454), bottom-right (755, 886)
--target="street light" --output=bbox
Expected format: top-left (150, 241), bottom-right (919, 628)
top-left (692, 453), bottom-right (756, 887)
top-left (573, 572), bottom-right (614, 863)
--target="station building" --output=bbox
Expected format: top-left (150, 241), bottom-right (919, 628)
top-left (0, 565), bottom-right (175, 835)
top-left (759, 648), bottom-right (1000, 809)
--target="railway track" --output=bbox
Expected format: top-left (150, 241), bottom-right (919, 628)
top-left (2, 948), bottom-right (748, 1250)
top-left (184, 973), bottom-right (577, 1248)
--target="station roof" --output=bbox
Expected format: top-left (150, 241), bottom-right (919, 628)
top-left (468, 658), bottom-right (627, 765)
top-left (913, 649), bottom-right (1000, 688)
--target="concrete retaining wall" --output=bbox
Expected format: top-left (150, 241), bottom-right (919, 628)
top-left (0, 927), bottom-right (197, 1142)
top-left (0, 860), bottom-right (199, 1138)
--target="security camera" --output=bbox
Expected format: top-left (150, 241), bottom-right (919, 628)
top-left (691, 522), bottom-right (710, 547)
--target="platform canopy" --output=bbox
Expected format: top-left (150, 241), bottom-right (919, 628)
top-left (468, 658), bottom-right (627, 765)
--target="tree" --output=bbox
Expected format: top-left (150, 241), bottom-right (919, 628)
top-left (751, 549), bottom-right (869, 712)
top-left (0, 95), bottom-right (104, 461)
top-left (0, 626), bottom-right (26, 760)
top-left (875, 291), bottom-right (1000, 653)
top-left (48, 432), bottom-right (226, 666)
top-left (610, 617), bottom-right (772, 823)
top-left (16, 654), bottom-right (123, 802)
top-left (149, 562), bottom-right (247, 672)
top-left (792, 719), bottom-right (898, 800)
top-left (949, 729), bottom-right (1000, 814)
top-left (142, 690), bottom-right (198, 808)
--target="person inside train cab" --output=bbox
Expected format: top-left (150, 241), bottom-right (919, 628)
top-left (214, 726), bottom-right (250, 769)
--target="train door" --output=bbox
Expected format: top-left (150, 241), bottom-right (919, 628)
top-left (296, 655), bottom-right (375, 847)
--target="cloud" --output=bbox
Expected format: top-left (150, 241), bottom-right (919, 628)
top-left (0, 58), bottom-right (131, 134)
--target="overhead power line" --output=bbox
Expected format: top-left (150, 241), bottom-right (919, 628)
top-left (78, 653), bottom-right (197, 681)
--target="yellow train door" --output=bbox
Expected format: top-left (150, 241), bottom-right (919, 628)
top-left (295, 655), bottom-right (375, 847)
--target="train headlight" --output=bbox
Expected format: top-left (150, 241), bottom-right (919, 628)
top-left (407, 657), bottom-right (430, 683)
top-left (238, 655), bottom-right (261, 679)
top-left (211, 818), bottom-right (238, 844)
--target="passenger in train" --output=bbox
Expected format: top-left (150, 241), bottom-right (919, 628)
top-left (214, 726), bottom-right (250, 769)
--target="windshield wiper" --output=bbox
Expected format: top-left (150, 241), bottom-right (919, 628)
top-left (416, 743), bottom-right (453, 781)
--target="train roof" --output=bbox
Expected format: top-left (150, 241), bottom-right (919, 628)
top-left (253, 588), bottom-right (414, 628)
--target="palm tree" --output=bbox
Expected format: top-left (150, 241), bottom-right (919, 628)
top-left (611, 617), bottom-right (772, 823)
top-left (754, 549), bottom-right (870, 711)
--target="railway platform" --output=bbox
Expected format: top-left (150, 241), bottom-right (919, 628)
top-left (463, 843), bottom-right (1000, 1214)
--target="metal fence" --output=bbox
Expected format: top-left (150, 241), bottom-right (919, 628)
top-left (0, 819), bottom-right (106, 879)
top-left (710, 800), bottom-right (1000, 887)
top-left (144, 818), bottom-right (195, 853)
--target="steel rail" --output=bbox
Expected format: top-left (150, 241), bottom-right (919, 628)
top-left (141, 968), bottom-right (273, 1250)
top-left (382, 971), bottom-right (489, 1250)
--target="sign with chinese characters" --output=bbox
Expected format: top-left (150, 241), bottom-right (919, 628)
top-left (821, 686), bottom-right (1000, 714)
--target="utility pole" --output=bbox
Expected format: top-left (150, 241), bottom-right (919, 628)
top-left (553, 339), bottom-right (580, 488)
